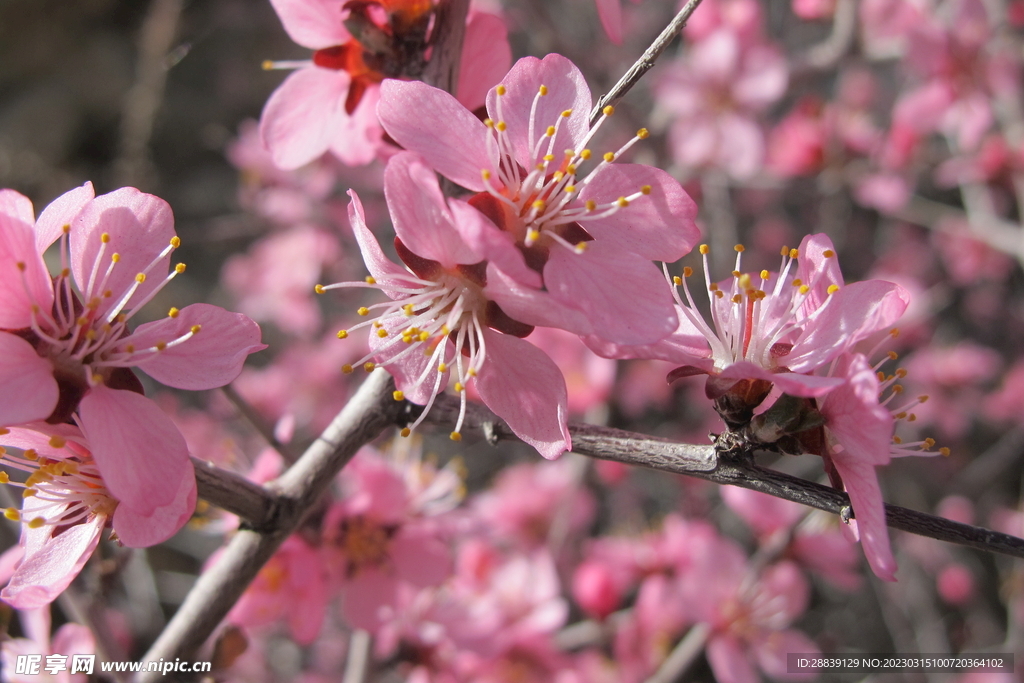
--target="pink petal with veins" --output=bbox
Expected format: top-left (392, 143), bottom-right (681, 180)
top-left (0, 333), bottom-right (58, 425)
top-left (35, 181), bottom-right (95, 253)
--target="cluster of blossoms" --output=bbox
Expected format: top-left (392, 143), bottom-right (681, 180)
top-left (0, 184), bottom-right (264, 608)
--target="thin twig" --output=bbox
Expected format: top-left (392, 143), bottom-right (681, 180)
top-left (791, 0), bottom-right (857, 74)
top-left (342, 629), bottom-right (372, 683)
top-left (590, 0), bottom-right (705, 125)
top-left (408, 394), bottom-right (1024, 561)
top-left (220, 384), bottom-right (297, 463)
top-left (643, 623), bottom-right (711, 683)
top-left (190, 456), bottom-right (282, 531)
top-left (135, 370), bottom-right (398, 682)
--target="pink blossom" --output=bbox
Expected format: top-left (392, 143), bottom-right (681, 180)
top-left (0, 184), bottom-right (265, 522)
top-left (0, 423), bottom-right (195, 609)
top-left (227, 535), bottom-right (329, 644)
top-left (260, 1), bottom-right (511, 169)
top-left (378, 53), bottom-right (699, 345)
top-left (683, 0), bottom-right (764, 42)
top-left (0, 606), bottom-right (95, 683)
top-left (766, 99), bottom-right (827, 177)
top-left (526, 327), bottom-right (616, 415)
top-left (321, 152), bottom-right (572, 457)
top-left (655, 28), bottom-right (788, 179)
top-left (792, 0), bottom-right (836, 20)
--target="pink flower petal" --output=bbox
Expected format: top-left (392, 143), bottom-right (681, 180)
top-left (578, 164), bottom-right (700, 261)
top-left (327, 84), bottom-right (383, 166)
top-left (77, 385), bottom-right (191, 515)
top-left (796, 233), bottom-right (845, 313)
top-left (369, 317), bottom-right (449, 405)
top-left (457, 11), bottom-right (512, 110)
top-left (112, 458), bottom-right (196, 547)
top-left (581, 313), bottom-right (712, 365)
top-left (717, 361), bottom-right (844, 397)
top-left (831, 456), bottom-right (896, 581)
top-left (752, 628), bottom-right (820, 679)
top-left (1, 515), bottom-right (103, 609)
top-left (384, 152), bottom-right (480, 266)
top-left (819, 354), bottom-right (894, 468)
top-left (489, 54), bottom-right (591, 168)
top-left (707, 634), bottom-right (759, 683)
top-left (474, 328), bottom-right (571, 459)
top-left (378, 79), bottom-right (492, 191)
top-left (260, 67), bottom-right (352, 171)
top-left (35, 181), bottom-right (95, 253)
top-left (269, 0), bottom-right (350, 49)
top-left (347, 190), bottom-right (409, 296)
top-left (595, 0), bottom-right (623, 44)
top-left (451, 200), bottom-right (542, 287)
top-left (392, 527), bottom-right (451, 587)
top-left (342, 568), bottom-right (399, 630)
top-left (0, 192), bottom-right (53, 329)
top-left (125, 303), bottom-right (266, 390)
top-left (70, 188), bottom-right (176, 321)
top-left (544, 241), bottom-right (678, 345)
top-left (484, 263), bottom-right (591, 334)
top-left (0, 333), bottom-right (58, 425)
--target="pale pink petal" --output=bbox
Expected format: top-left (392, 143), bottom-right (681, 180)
top-left (489, 54), bottom-right (591, 167)
top-left (0, 544), bottom-right (24, 585)
top-left (77, 385), bottom-right (190, 514)
top-left (384, 152), bottom-right (480, 266)
top-left (544, 241), bottom-right (678, 345)
top-left (370, 317), bottom-right (449, 405)
top-left (112, 458), bottom-right (196, 547)
top-left (457, 11), bottom-right (512, 110)
top-left (451, 200), bottom-right (542, 288)
top-left (854, 173), bottom-right (911, 212)
top-left (51, 622), bottom-right (96, 660)
top-left (760, 561), bottom-right (811, 622)
top-left (717, 113), bottom-right (765, 179)
top-left (582, 312), bottom-right (711, 365)
top-left (669, 115), bottom-right (719, 169)
top-left (1, 424), bottom-right (88, 459)
top-left (392, 528), bottom-right (451, 587)
top-left (269, 0), bottom-right (350, 49)
top-left (378, 79), bottom-right (492, 191)
top-left (578, 164), bottom-right (700, 261)
top-left (483, 264), bottom-right (591, 334)
top-left (831, 456), bottom-right (896, 581)
top-left (1, 514), bottom-right (103, 609)
top-left (475, 329), bottom-right (571, 459)
top-left (717, 361), bottom-right (843, 397)
top-left (327, 84), bottom-right (383, 166)
top-left (347, 190), bottom-right (409, 296)
top-left (595, 0), bottom-right (623, 43)
top-left (19, 607), bottom-right (51, 648)
top-left (819, 354), bottom-right (893, 467)
top-left (722, 486), bottom-right (804, 535)
top-left (342, 568), bottom-right (399, 630)
top-left (795, 233), bottom-right (844, 313)
top-left (753, 628), bottom-right (820, 679)
top-left (734, 44), bottom-right (788, 109)
top-left (0, 333), bottom-right (58, 425)
top-left (35, 181), bottom-right (95, 253)
top-left (0, 194), bottom-right (53, 328)
top-left (260, 67), bottom-right (351, 171)
top-left (70, 188), bottom-right (176, 320)
top-left (706, 634), bottom-right (759, 683)
top-left (124, 303), bottom-right (266, 390)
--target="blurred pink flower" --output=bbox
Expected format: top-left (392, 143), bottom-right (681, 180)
top-left (260, 0), bottom-right (511, 169)
top-left (0, 424), bottom-right (195, 608)
top-left (683, 0), bottom-right (763, 42)
top-left (521, 327), bottom-right (616, 415)
top-left (0, 184), bottom-right (263, 526)
top-left (0, 606), bottom-right (95, 683)
top-left (324, 152), bottom-right (572, 457)
top-left (378, 53), bottom-right (699, 345)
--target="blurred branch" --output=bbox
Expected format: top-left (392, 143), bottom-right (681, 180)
top-left (422, 0), bottom-right (470, 92)
top-left (590, 0), bottom-right (705, 125)
top-left (220, 383), bottom-right (298, 463)
top-left (136, 370), bottom-right (399, 682)
top-left (115, 0), bottom-right (183, 188)
top-left (408, 393), bottom-right (1024, 561)
top-left (791, 0), bottom-right (857, 74)
top-left (643, 623), bottom-right (711, 683)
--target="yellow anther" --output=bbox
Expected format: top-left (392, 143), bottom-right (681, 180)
top-left (799, 285), bottom-right (810, 294)
top-left (170, 236), bottom-right (181, 248)
top-left (731, 294), bottom-right (743, 304)
top-left (484, 118), bottom-right (494, 128)
top-left (876, 371), bottom-right (885, 381)
top-left (16, 262), bottom-right (25, 272)
top-left (363, 362), bottom-right (376, 372)
top-left (400, 427), bottom-right (411, 437)
top-left (450, 431), bottom-right (463, 442)
top-left (545, 126), bottom-right (556, 137)
top-left (699, 244), bottom-right (710, 255)
top-left (357, 307), bottom-right (370, 316)
top-left (896, 412), bottom-right (907, 419)
top-left (673, 276), bottom-right (682, 285)
top-left (616, 197), bottom-right (629, 208)
top-left (377, 328), bottom-right (388, 338)
top-left (888, 351), bottom-right (898, 360)
top-left (365, 276), bottom-right (376, 284)
top-left (918, 395), bottom-right (929, 403)
top-left (526, 228), bottom-right (541, 242)
top-left (732, 270), bottom-right (741, 277)
top-left (262, 60), bottom-right (274, 70)
top-left (575, 242), bottom-right (588, 253)
top-left (0, 472), bottom-right (7, 484)
top-left (168, 307), bottom-right (180, 318)
top-left (403, 304), bottom-right (415, 315)
top-left (641, 185), bottom-right (652, 195)
top-left (553, 171), bottom-right (565, 182)
top-left (893, 436), bottom-right (903, 444)
top-left (454, 382), bottom-right (464, 393)
top-left (791, 278), bottom-right (803, 287)
top-left (342, 364), bottom-right (354, 374)
top-left (907, 414), bottom-right (917, 422)
top-left (48, 436), bottom-right (66, 449)
top-left (565, 184), bottom-right (577, 193)
top-left (566, 164), bottom-right (578, 175)
top-left (734, 244), bottom-right (745, 252)
top-left (175, 263), bottom-right (186, 274)
top-left (585, 200), bottom-right (597, 211)
top-left (419, 331), bottom-right (430, 342)
top-left (190, 325), bottom-right (201, 334)
top-left (780, 245), bottom-right (790, 256)
top-left (101, 233), bottom-right (111, 243)
top-left (738, 273), bottom-right (752, 290)
top-left (482, 169), bottom-right (492, 180)
top-left (923, 438), bottom-right (936, 448)
top-left (337, 330), bottom-right (348, 339)
top-left (27, 517), bottom-right (45, 529)
top-left (939, 447), bottom-right (951, 456)
top-left (496, 85), bottom-right (506, 96)
top-left (709, 283), bottom-right (719, 291)
top-left (562, 109), bottom-right (572, 118)
top-left (532, 200), bottom-right (546, 210)
top-left (539, 85), bottom-right (548, 96)
top-left (637, 128), bottom-right (649, 139)
top-left (543, 154), bottom-right (554, 162)
top-left (889, 328), bottom-right (900, 337)
top-left (715, 290), bottom-right (724, 298)
top-left (314, 284), bottom-right (326, 294)
top-left (135, 273), bottom-right (147, 284)
top-left (393, 390), bottom-right (405, 401)
top-left (603, 152), bottom-right (616, 162)
top-left (62, 224), bottom-right (71, 234)
top-left (683, 266), bottom-right (694, 277)
top-left (468, 368), bottom-right (477, 377)
top-left (892, 384), bottom-right (903, 393)
top-left (760, 270), bottom-right (770, 280)
top-left (438, 362), bottom-right (447, 373)
top-left (4, 508), bottom-right (20, 521)
top-left (827, 284), bottom-right (840, 294)
top-left (895, 368), bottom-right (907, 378)
top-left (0, 428), bottom-right (7, 435)
top-left (580, 149), bottom-right (592, 160)
top-left (23, 489), bottom-right (36, 498)
top-left (789, 249), bottom-right (799, 258)
top-left (823, 249), bottom-right (835, 258)
top-left (496, 121), bottom-right (507, 132)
